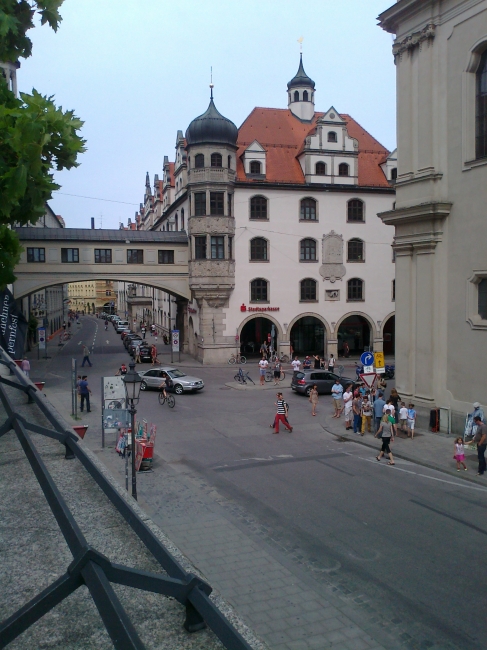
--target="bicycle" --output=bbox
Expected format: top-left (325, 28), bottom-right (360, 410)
top-left (234, 367), bottom-right (255, 384)
top-left (265, 369), bottom-right (286, 383)
top-left (158, 391), bottom-right (175, 408)
top-left (270, 352), bottom-right (289, 364)
top-left (228, 352), bottom-right (246, 365)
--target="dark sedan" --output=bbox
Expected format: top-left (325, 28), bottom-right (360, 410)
top-left (124, 334), bottom-right (142, 349)
top-left (291, 370), bottom-right (356, 396)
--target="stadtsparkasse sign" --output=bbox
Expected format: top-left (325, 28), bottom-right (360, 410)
top-left (240, 304), bottom-right (279, 312)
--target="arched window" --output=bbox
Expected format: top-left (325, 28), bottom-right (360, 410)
top-left (181, 208), bottom-right (185, 230)
top-left (211, 152), bottom-right (222, 167)
top-left (228, 155), bottom-right (232, 169)
top-left (195, 153), bottom-right (204, 168)
top-left (250, 160), bottom-right (261, 174)
top-left (347, 199), bottom-right (364, 222)
top-left (477, 50), bottom-right (487, 159)
top-left (300, 279), bottom-right (317, 301)
top-left (250, 278), bottom-right (268, 302)
top-left (294, 90), bottom-right (299, 102)
top-left (315, 161), bottom-right (326, 175)
top-left (339, 163), bottom-right (349, 177)
top-left (250, 238), bottom-right (268, 261)
top-left (347, 238), bottom-right (364, 262)
top-left (328, 131), bottom-right (337, 143)
top-left (300, 198), bottom-right (317, 221)
top-left (250, 195), bottom-right (268, 220)
top-left (300, 238), bottom-right (317, 261)
top-left (303, 90), bottom-right (309, 102)
top-left (347, 278), bottom-right (364, 301)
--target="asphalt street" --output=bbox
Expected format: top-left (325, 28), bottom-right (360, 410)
top-left (32, 317), bottom-right (487, 650)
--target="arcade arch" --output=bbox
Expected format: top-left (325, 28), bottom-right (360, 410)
top-left (336, 312), bottom-right (375, 357)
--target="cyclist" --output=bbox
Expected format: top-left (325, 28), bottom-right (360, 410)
top-left (158, 371), bottom-right (173, 397)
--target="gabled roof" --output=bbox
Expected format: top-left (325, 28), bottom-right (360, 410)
top-left (236, 107), bottom-right (390, 187)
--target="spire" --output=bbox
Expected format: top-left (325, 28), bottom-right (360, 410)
top-left (287, 53), bottom-right (315, 90)
top-left (210, 66), bottom-right (214, 100)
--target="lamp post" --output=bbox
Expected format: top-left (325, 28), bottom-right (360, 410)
top-left (122, 361), bottom-right (142, 500)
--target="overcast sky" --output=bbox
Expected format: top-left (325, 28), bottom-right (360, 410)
top-left (20, 0), bottom-right (396, 230)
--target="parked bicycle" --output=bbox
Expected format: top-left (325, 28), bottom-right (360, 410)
top-left (234, 367), bottom-right (255, 384)
top-left (270, 352), bottom-right (290, 363)
top-left (158, 391), bottom-right (175, 408)
top-left (265, 368), bottom-right (286, 383)
top-left (228, 352), bottom-right (246, 365)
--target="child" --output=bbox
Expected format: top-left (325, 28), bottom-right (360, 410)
top-left (453, 437), bottom-right (467, 471)
top-left (407, 403), bottom-right (417, 439)
top-left (399, 402), bottom-right (408, 432)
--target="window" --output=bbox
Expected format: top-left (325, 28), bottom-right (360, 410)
top-left (211, 236), bottom-right (225, 259)
top-left (227, 193), bottom-right (232, 216)
top-left (392, 279), bottom-right (396, 302)
top-left (347, 278), bottom-right (364, 301)
top-left (250, 195), bottom-right (268, 220)
top-left (347, 199), bottom-right (364, 222)
top-left (300, 278), bottom-right (317, 301)
top-left (228, 236), bottom-right (233, 260)
top-left (476, 50), bottom-right (487, 159)
top-left (211, 152), bottom-right (222, 167)
top-left (250, 278), bottom-right (268, 302)
top-left (328, 131), bottom-right (337, 143)
top-left (27, 247), bottom-right (45, 262)
top-left (315, 162), bottom-right (326, 175)
top-left (127, 249), bottom-right (143, 264)
top-left (339, 163), bottom-right (349, 177)
top-left (181, 208), bottom-right (185, 230)
top-left (249, 160), bottom-right (261, 174)
top-left (391, 167), bottom-right (397, 181)
top-left (210, 192), bottom-right (224, 215)
top-left (303, 90), bottom-right (309, 102)
top-left (294, 90), bottom-right (299, 102)
top-left (195, 153), bottom-right (204, 168)
top-left (300, 198), bottom-right (317, 221)
top-left (94, 249), bottom-right (112, 264)
top-left (61, 248), bottom-right (79, 263)
top-left (250, 238), bottom-right (268, 261)
top-left (300, 238), bottom-right (317, 261)
top-left (106, 290), bottom-right (111, 296)
top-left (194, 236), bottom-right (206, 259)
top-left (158, 250), bottom-right (174, 264)
top-left (479, 279), bottom-right (487, 318)
top-left (194, 192), bottom-right (206, 216)
top-left (228, 155), bottom-right (232, 169)
top-left (347, 238), bottom-right (364, 262)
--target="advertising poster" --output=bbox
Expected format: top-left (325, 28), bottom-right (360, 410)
top-left (0, 288), bottom-right (28, 359)
top-left (103, 376), bottom-right (126, 409)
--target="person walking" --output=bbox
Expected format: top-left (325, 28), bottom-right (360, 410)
top-left (309, 384), bottom-right (319, 416)
top-left (134, 342), bottom-right (141, 364)
top-left (343, 384), bottom-right (353, 430)
top-left (313, 354), bottom-right (321, 369)
top-left (274, 392), bottom-right (293, 433)
top-left (373, 392), bottom-right (386, 432)
top-left (352, 390), bottom-right (362, 434)
top-left (453, 438), bottom-right (467, 472)
top-left (259, 356), bottom-right (269, 386)
top-left (303, 356), bottom-right (312, 370)
top-left (331, 379), bottom-right (344, 418)
top-left (389, 388), bottom-right (401, 423)
top-left (472, 416), bottom-right (487, 475)
top-left (141, 325), bottom-right (146, 339)
top-left (328, 354), bottom-right (336, 372)
top-left (79, 375), bottom-right (92, 413)
top-left (20, 357), bottom-right (30, 378)
top-left (375, 409), bottom-right (395, 465)
top-left (151, 344), bottom-right (158, 366)
top-left (291, 357), bottom-right (301, 373)
top-left (81, 343), bottom-right (92, 367)
top-left (407, 403), bottom-right (416, 439)
top-left (273, 359), bottom-right (282, 386)
top-left (361, 396), bottom-right (373, 434)
top-left (399, 402), bottom-right (408, 433)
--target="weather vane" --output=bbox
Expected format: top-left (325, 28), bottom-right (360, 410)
top-left (210, 66), bottom-right (214, 99)
top-left (297, 36), bottom-right (304, 53)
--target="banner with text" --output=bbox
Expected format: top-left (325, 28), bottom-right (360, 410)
top-left (0, 288), bottom-right (27, 359)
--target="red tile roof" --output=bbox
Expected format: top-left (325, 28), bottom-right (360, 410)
top-left (236, 108), bottom-right (390, 188)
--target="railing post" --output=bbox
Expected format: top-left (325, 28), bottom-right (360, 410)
top-left (184, 600), bottom-right (206, 632)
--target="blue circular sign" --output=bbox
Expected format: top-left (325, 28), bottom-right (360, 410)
top-left (360, 351), bottom-right (374, 366)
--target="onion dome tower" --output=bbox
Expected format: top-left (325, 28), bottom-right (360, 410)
top-left (287, 54), bottom-right (315, 121)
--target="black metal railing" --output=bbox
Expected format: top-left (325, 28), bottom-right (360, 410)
top-left (0, 347), bottom-right (253, 650)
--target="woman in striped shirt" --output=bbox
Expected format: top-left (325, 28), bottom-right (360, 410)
top-left (274, 393), bottom-right (293, 434)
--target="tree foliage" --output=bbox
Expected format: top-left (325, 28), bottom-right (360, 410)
top-left (0, 1), bottom-right (86, 289)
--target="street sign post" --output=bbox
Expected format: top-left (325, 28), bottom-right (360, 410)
top-left (360, 351), bottom-right (374, 367)
top-left (359, 373), bottom-right (378, 389)
top-left (374, 352), bottom-right (385, 368)
top-left (172, 329), bottom-right (180, 362)
top-left (38, 327), bottom-right (47, 360)
top-left (71, 358), bottom-right (77, 418)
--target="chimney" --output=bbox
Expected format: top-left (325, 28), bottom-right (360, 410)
top-left (91, 217), bottom-right (95, 229)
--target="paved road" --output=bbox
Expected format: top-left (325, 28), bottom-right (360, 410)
top-left (32, 317), bottom-right (487, 650)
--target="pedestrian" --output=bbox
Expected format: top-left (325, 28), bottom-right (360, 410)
top-left (151, 344), bottom-right (158, 366)
top-left (151, 324), bottom-right (155, 336)
top-left (81, 343), bottom-right (92, 367)
top-left (273, 359), bottom-right (282, 386)
top-left (313, 354), bottom-right (321, 369)
top-left (465, 401), bottom-right (485, 439)
top-left (291, 356), bottom-right (301, 373)
top-left (352, 390), bottom-right (362, 433)
top-left (134, 342), bottom-right (141, 363)
top-left (63, 321), bottom-right (66, 330)
top-left (141, 326), bottom-right (146, 339)
top-left (377, 376), bottom-right (387, 391)
top-left (260, 341), bottom-right (268, 359)
top-left (383, 399), bottom-right (395, 420)
top-left (68, 321), bottom-right (71, 329)
top-left (303, 356), bottom-right (312, 370)
top-left (343, 341), bottom-right (350, 358)
top-left (328, 354), bottom-right (336, 372)
top-left (389, 388), bottom-right (401, 423)
top-left (399, 402), bottom-right (408, 432)
top-left (453, 437), bottom-right (468, 472)
top-left (375, 409), bottom-right (395, 465)
top-left (274, 392), bottom-right (293, 433)
top-left (407, 403), bottom-right (416, 439)
top-left (79, 375), bottom-right (92, 413)
top-left (20, 357), bottom-right (30, 377)
top-left (361, 396), bottom-right (373, 434)
top-left (331, 379), bottom-right (344, 418)
top-left (343, 384), bottom-right (353, 430)
top-left (259, 356), bottom-right (269, 386)
top-left (309, 384), bottom-right (318, 416)
top-left (472, 416), bottom-right (487, 475)
top-left (373, 392), bottom-right (386, 432)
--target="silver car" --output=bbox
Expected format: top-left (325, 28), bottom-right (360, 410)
top-left (138, 366), bottom-right (204, 395)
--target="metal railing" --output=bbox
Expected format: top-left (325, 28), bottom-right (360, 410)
top-left (0, 347), bottom-right (253, 650)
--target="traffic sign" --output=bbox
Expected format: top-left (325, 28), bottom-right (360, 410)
top-left (38, 327), bottom-right (46, 350)
top-left (374, 351), bottom-right (385, 369)
top-left (359, 373), bottom-right (377, 389)
top-left (363, 365), bottom-right (374, 374)
top-left (376, 367), bottom-right (386, 374)
top-left (172, 329), bottom-right (180, 352)
top-left (360, 351), bottom-right (374, 366)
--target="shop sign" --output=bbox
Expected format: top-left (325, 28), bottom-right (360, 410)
top-left (240, 304), bottom-right (279, 313)
top-left (187, 306), bottom-right (197, 314)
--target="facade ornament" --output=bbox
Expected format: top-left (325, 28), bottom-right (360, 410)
top-left (319, 231), bottom-right (346, 282)
top-left (393, 23), bottom-right (436, 61)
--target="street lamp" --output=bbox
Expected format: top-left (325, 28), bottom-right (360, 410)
top-left (122, 361), bottom-right (142, 500)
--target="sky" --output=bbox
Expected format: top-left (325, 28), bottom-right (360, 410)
top-left (19, 0), bottom-right (396, 230)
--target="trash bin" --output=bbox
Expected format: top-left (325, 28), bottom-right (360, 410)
top-left (429, 408), bottom-right (440, 432)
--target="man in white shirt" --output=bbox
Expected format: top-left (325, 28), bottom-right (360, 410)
top-left (259, 357), bottom-right (269, 386)
top-left (291, 357), bottom-right (301, 373)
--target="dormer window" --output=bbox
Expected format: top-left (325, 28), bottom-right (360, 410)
top-left (303, 90), bottom-right (309, 102)
top-left (195, 154), bottom-right (204, 168)
top-left (211, 153), bottom-right (222, 167)
top-left (315, 162), bottom-right (326, 176)
top-left (294, 90), bottom-right (299, 102)
top-left (338, 163), bottom-right (349, 177)
top-left (328, 132), bottom-right (337, 143)
top-left (391, 168), bottom-right (397, 180)
top-left (250, 161), bottom-right (261, 174)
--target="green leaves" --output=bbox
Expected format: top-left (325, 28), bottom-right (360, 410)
top-left (0, 1), bottom-right (63, 62)
top-left (0, 224), bottom-right (23, 288)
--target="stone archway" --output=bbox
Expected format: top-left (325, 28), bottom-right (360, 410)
top-left (336, 312), bottom-right (375, 357)
top-left (382, 313), bottom-right (395, 356)
top-left (239, 314), bottom-right (283, 358)
top-left (288, 314), bottom-right (328, 357)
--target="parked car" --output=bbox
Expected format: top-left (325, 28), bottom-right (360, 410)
top-left (124, 334), bottom-right (142, 349)
top-left (291, 370), bottom-right (356, 397)
top-left (129, 343), bottom-right (152, 362)
top-left (138, 366), bottom-right (204, 394)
